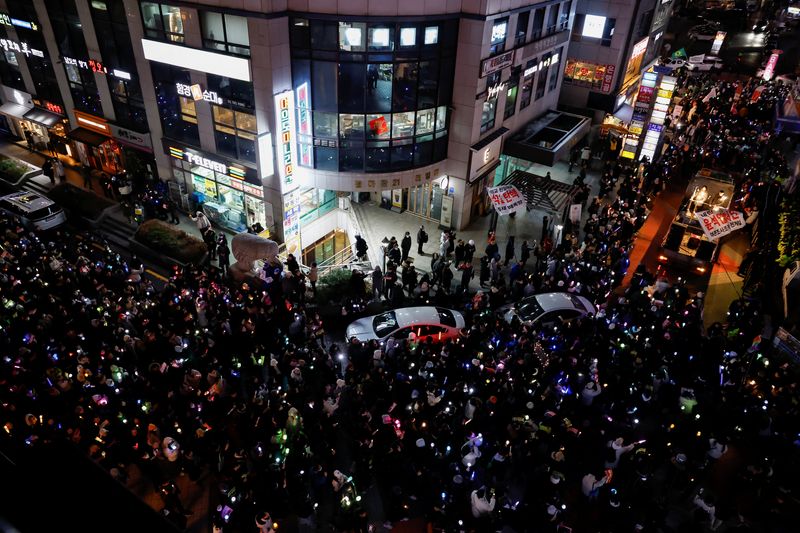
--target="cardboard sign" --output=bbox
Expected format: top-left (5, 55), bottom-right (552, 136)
top-left (487, 185), bottom-right (525, 215)
top-left (369, 115), bottom-right (389, 136)
top-left (695, 209), bottom-right (745, 241)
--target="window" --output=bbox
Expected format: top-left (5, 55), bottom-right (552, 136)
top-left (490, 18), bottom-right (508, 55)
top-left (574, 14), bottom-right (615, 46)
top-left (424, 26), bottom-right (439, 45)
top-left (368, 25), bottom-right (394, 51)
top-left (535, 53), bottom-right (550, 100)
top-left (339, 22), bottom-right (366, 52)
top-left (560, 1), bottom-right (572, 30)
top-left (339, 62), bottom-right (365, 112)
top-left (546, 4), bottom-right (559, 35)
top-left (179, 97), bottom-right (196, 123)
top-left (201, 12), bottom-right (250, 56)
top-left (531, 8), bottom-right (545, 40)
top-left (548, 49), bottom-right (562, 92)
top-left (151, 63), bottom-right (198, 144)
top-left (400, 27), bottom-right (417, 48)
top-left (563, 59), bottom-right (609, 90)
top-left (520, 58), bottom-right (536, 109)
top-left (481, 98), bottom-right (497, 133)
top-left (504, 85), bottom-right (518, 118)
top-left (392, 111), bottom-right (415, 138)
top-left (393, 62), bottom-right (418, 111)
top-left (416, 109), bottom-right (435, 135)
top-left (367, 113), bottom-right (391, 139)
top-left (212, 105), bottom-right (257, 162)
top-left (515, 11), bottom-right (530, 46)
top-left (141, 2), bottom-right (184, 43)
top-left (313, 112), bottom-right (337, 138)
top-left (366, 63), bottom-right (392, 112)
top-left (339, 114), bottom-right (365, 139)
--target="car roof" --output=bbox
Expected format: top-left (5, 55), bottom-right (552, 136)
top-left (1, 192), bottom-right (54, 211)
top-left (394, 306), bottom-right (443, 327)
top-left (533, 292), bottom-right (583, 313)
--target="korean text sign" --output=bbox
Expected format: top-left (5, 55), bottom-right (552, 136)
top-left (487, 185), bottom-right (526, 215)
top-left (694, 209), bottom-right (745, 241)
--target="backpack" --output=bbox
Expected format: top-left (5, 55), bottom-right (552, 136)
top-left (422, 231), bottom-right (428, 243)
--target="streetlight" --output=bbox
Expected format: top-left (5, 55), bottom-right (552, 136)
top-left (381, 236), bottom-right (390, 272)
top-left (554, 224), bottom-right (564, 247)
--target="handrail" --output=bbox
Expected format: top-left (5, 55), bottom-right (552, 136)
top-left (317, 245), bottom-right (355, 268)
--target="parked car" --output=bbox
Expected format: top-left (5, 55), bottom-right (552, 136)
top-left (688, 23), bottom-right (723, 40)
top-left (686, 54), bottom-right (724, 71)
top-left (345, 306), bottom-right (465, 343)
top-left (662, 58), bottom-right (687, 71)
top-left (0, 191), bottom-right (66, 231)
top-left (502, 292), bottom-right (596, 328)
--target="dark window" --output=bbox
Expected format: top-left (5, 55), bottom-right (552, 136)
top-left (546, 4), bottom-right (560, 35)
top-left (536, 52), bottom-right (550, 100)
top-left (46, 0), bottom-right (101, 114)
top-left (515, 11), bottom-right (530, 46)
top-left (520, 58), bottom-right (536, 109)
top-left (151, 62), bottom-right (198, 145)
top-left (290, 18), bottom-right (310, 48)
top-left (207, 75), bottom-right (255, 111)
top-left (201, 11), bottom-right (250, 56)
top-left (418, 60), bottom-right (438, 109)
top-left (559, 1), bottom-right (572, 30)
top-left (393, 62), bottom-right (418, 111)
top-left (310, 20), bottom-right (338, 50)
top-left (548, 48), bottom-right (562, 92)
top-left (312, 61), bottom-right (338, 111)
top-left (140, 2), bottom-right (184, 43)
top-left (339, 142), bottom-right (363, 171)
top-left (365, 144), bottom-right (389, 171)
top-left (366, 63), bottom-right (392, 112)
top-left (531, 8), bottom-right (545, 40)
top-left (339, 62), bottom-right (365, 112)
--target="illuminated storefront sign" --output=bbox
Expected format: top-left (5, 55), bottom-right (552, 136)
top-left (0, 13), bottom-right (39, 31)
top-left (33, 99), bottom-right (64, 115)
top-left (563, 60), bottom-right (616, 93)
top-left (0, 38), bottom-right (44, 58)
top-left (167, 145), bottom-right (247, 181)
top-left (762, 51), bottom-right (781, 81)
top-left (175, 82), bottom-right (223, 105)
top-left (74, 110), bottom-right (111, 136)
top-left (480, 50), bottom-right (514, 77)
top-left (142, 39), bottom-right (251, 82)
top-left (487, 82), bottom-right (507, 99)
top-left (275, 91), bottom-right (301, 255)
top-left (295, 82), bottom-right (313, 167)
top-left (63, 56), bottom-right (108, 74)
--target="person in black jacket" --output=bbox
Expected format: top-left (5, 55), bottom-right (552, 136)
top-left (217, 234), bottom-right (230, 276)
top-left (416, 225), bottom-right (428, 254)
top-left (355, 235), bottom-right (369, 260)
top-left (401, 232), bottom-right (412, 262)
top-left (504, 236), bottom-right (515, 265)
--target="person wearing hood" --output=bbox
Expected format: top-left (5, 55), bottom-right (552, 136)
top-left (470, 486), bottom-right (496, 518)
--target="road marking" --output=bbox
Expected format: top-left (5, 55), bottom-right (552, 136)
top-left (145, 268), bottom-right (168, 282)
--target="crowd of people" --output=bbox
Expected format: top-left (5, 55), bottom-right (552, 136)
top-left (0, 73), bottom-right (798, 533)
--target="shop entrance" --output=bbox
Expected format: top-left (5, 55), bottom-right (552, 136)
top-left (302, 229), bottom-right (350, 266)
top-left (407, 181), bottom-right (447, 220)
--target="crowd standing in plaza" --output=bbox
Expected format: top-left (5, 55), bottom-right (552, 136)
top-left (0, 72), bottom-right (798, 533)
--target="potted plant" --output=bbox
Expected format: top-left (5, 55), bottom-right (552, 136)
top-left (0, 154), bottom-right (41, 185)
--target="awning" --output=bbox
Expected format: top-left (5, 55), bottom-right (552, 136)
top-left (502, 170), bottom-right (578, 217)
top-left (0, 102), bottom-right (32, 119)
top-left (23, 108), bottom-right (63, 127)
top-left (613, 103), bottom-right (634, 123)
top-left (503, 111), bottom-right (591, 166)
top-left (67, 127), bottom-right (110, 147)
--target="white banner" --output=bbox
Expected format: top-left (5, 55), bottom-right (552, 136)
top-left (569, 203), bottom-right (582, 223)
top-left (695, 209), bottom-right (745, 241)
top-left (487, 185), bottom-right (526, 215)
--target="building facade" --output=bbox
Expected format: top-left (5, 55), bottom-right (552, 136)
top-left (559, 0), bottom-right (673, 122)
top-left (0, 0), bottom-right (583, 265)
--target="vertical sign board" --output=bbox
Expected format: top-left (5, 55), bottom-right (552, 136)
top-left (710, 31), bottom-right (726, 55)
top-left (762, 52), bottom-right (780, 81)
top-left (275, 91), bottom-right (302, 256)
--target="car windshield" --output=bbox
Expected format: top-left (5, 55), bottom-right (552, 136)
top-left (569, 295), bottom-right (593, 314)
top-left (436, 307), bottom-right (456, 327)
top-left (517, 298), bottom-right (544, 320)
top-left (373, 311), bottom-right (398, 336)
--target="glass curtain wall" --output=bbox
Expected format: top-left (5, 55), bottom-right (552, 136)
top-left (290, 17), bottom-right (457, 173)
top-left (45, 0), bottom-right (102, 114)
top-left (89, 0), bottom-right (147, 131)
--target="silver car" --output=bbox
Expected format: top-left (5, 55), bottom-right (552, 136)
top-left (346, 306), bottom-right (465, 344)
top-left (503, 292), bottom-right (595, 327)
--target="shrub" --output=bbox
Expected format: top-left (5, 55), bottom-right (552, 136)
top-left (315, 267), bottom-right (372, 304)
top-left (0, 155), bottom-right (32, 181)
top-left (135, 220), bottom-right (207, 264)
top-left (48, 184), bottom-right (115, 220)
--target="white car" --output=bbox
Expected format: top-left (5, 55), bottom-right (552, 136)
top-left (345, 306), bottom-right (465, 344)
top-left (686, 55), bottom-right (724, 71)
top-left (662, 58), bottom-right (686, 71)
top-left (503, 292), bottom-right (595, 327)
top-left (0, 191), bottom-right (66, 231)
